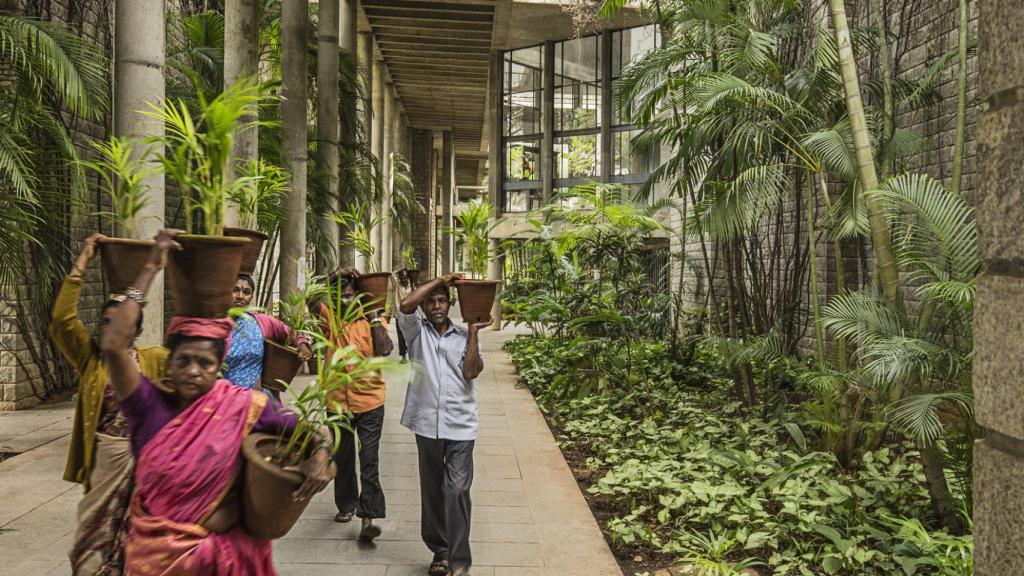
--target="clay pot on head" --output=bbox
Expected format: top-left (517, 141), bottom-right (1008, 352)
top-left (454, 279), bottom-right (499, 324)
top-left (261, 339), bottom-right (303, 393)
top-left (223, 227), bottom-right (268, 276)
top-left (167, 235), bottom-right (251, 318)
top-left (356, 272), bottom-right (391, 313)
top-left (406, 269), bottom-right (421, 286)
top-left (241, 433), bottom-right (311, 540)
top-left (97, 237), bottom-right (156, 294)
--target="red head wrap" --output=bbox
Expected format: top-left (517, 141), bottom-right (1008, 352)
top-left (165, 316), bottom-right (235, 341)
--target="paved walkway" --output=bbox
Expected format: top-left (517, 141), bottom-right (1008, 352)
top-left (0, 326), bottom-right (621, 576)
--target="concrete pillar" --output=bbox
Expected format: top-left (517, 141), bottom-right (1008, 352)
top-left (410, 128), bottom-right (433, 274)
top-left (337, 0), bottom-right (358, 268)
top-left (223, 0), bottom-right (259, 229)
top-left (355, 31), bottom-right (374, 272)
top-left (541, 40), bottom-right (555, 204)
top-left (974, 2), bottom-right (1024, 572)
top-left (441, 131), bottom-right (454, 273)
top-left (371, 59), bottom-right (386, 270)
top-left (487, 237), bottom-right (502, 330)
top-left (115, 0), bottom-right (165, 344)
top-left (358, 32), bottom-right (374, 145)
top-left (381, 84), bottom-right (395, 272)
top-left (279, 0), bottom-right (308, 297)
top-left (314, 0), bottom-right (340, 274)
top-left (488, 51), bottom-right (502, 210)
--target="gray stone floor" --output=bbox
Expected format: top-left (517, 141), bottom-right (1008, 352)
top-left (0, 326), bottom-right (621, 576)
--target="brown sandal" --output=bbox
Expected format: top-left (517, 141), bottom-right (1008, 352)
top-left (428, 559), bottom-right (448, 576)
top-left (334, 512), bottom-right (354, 523)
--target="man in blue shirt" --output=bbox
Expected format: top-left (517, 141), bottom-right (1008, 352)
top-left (398, 273), bottom-right (489, 576)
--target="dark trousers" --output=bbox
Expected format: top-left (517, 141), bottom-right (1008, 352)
top-left (416, 435), bottom-right (475, 571)
top-left (333, 405), bottom-right (386, 519)
top-left (397, 324), bottom-right (408, 358)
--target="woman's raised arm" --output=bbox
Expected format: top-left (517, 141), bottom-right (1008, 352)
top-left (101, 230), bottom-right (182, 400)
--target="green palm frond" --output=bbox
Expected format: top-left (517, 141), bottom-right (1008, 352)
top-left (0, 15), bottom-right (109, 119)
top-left (888, 392), bottom-right (974, 447)
top-left (821, 290), bottom-right (906, 347)
top-left (873, 173), bottom-right (980, 287)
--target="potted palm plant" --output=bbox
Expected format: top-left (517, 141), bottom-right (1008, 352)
top-left (143, 79), bottom-right (264, 317)
top-left (449, 198), bottom-right (502, 323)
top-left (262, 277), bottom-right (328, 394)
top-left (241, 291), bottom-right (391, 539)
top-left (329, 203), bottom-right (390, 312)
top-left (80, 136), bottom-right (157, 293)
top-left (225, 159), bottom-right (289, 275)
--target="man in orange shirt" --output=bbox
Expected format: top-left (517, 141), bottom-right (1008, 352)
top-left (324, 269), bottom-right (394, 541)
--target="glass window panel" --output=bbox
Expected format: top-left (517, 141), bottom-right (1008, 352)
top-left (555, 36), bottom-right (600, 83)
top-left (503, 189), bottom-right (543, 213)
top-left (612, 25), bottom-right (660, 125)
top-left (505, 91), bottom-right (541, 136)
top-left (503, 45), bottom-right (544, 137)
top-left (554, 133), bottom-right (601, 179)
top-left (505, 140), bottom-right (540, 181)
top-left (554, 35), bottom-right (602, 131)
top-left (612, 129), bottom-right (650, 176)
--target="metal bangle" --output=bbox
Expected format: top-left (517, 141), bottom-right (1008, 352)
top-left (123, 287), bottom-right (147, 307)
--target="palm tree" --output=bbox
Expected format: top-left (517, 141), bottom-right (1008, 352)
top-left (0, 14), bottom-right (108, 284)
top-left (821, 173), bottom-right (978, 532)
top-left (827, 0), bottom-right (901, 306)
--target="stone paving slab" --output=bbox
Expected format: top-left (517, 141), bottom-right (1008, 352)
top-left (0, 325), bottom-right (622, 576)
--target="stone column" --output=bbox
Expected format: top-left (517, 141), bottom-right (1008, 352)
top-left (314, 0), bottom-right (340, 274)
top-left (279, 0), bottom-right (308, 297)
top-left (487, 237), bottom-right (502, 330)
top-left (974, 2), bottom-right (1024, 572)
top-left (371, 59), bottom-right (386, 270)
top-left (337, 0), bottom-right (358, 268)
top-left (115, 0), bottom-right (165, 344)
top-left (410, 128), bottom-right (434, 273)
top-left (355, 31), bottom-right (374, 272)
top-left (223, 0), bottom-right (259, 228)
top-left (381, 85), bottom-right (395, 272)
top-left (441, 131), bottom-right (454, 273)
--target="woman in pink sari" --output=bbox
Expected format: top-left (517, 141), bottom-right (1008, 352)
top-left (100, 230), bottom-right (334, 576)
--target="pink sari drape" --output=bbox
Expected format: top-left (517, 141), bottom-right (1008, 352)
top-left (124, 380), bottom-right (272, 576)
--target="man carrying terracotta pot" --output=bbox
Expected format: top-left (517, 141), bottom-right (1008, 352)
top-left (322, 268), bottom-right (393, 542)
top-left (398, 273), bottom-right (490, 576)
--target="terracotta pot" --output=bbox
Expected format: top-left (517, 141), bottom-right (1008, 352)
top-left (241, 433), bottom-right (309, 540)
top-left (223, 227), bottom-right (268, 276)
top-left (261, 339), bottom-right (303, 393)
top-left (167, 235), bottom-right (251, 318)
top-left (356, 272), bottom-right (391, 312)
top-left (406, 269), bottom-right (421, 286)
top-left (454, 279), bottom-right (499, 324)
top-left (97, 237), bottom-right (156, 294)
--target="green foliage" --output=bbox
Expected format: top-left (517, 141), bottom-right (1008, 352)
top-left (79, 136), bottom-right (156, 237)
top-left (0, 14), bottom-right (109, 285)
top-left (449, 198), bottom-right (499, 278)
top-left (390, 152), bottom-right (425, 249)
top-left (144, 78), bottom-right (264, 235)
top-left (506, 334), bottom-right (973, 575)
top-left (230, 158), bottom-right (290, 233)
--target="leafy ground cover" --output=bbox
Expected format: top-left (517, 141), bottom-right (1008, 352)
top-left (505, 335), bottom-right (972, 576)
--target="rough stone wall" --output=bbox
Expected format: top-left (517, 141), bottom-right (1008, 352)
top-left (973, 1), bottom-right (1024, 571)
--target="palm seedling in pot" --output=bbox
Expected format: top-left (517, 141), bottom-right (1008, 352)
top-left (80, 136), bottom-right (157, 293)
top-left (241, 285), bottom-right (392, 539)
top-left (143, 78), bottom-right (265, 317)
top-left (225, 159), bottom-right (289, 276)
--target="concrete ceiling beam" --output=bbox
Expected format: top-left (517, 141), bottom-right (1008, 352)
top-left (361, 0), bottom-right (495, 14)
top-left (368, 17), bottom-right (493, 31)
top-left (363, 7), bottom-right (494, 22)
